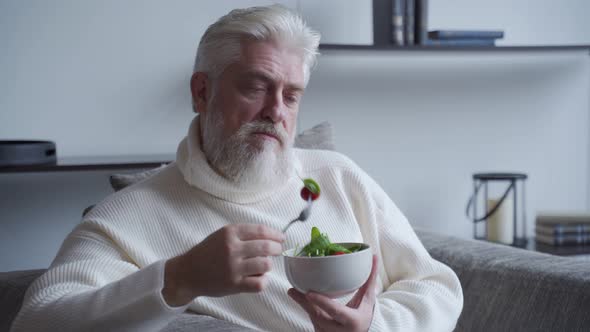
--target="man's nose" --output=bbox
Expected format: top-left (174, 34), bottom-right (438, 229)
top-left (261, 91), bottom-right (285, 123)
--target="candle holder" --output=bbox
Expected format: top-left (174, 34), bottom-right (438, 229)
top-left (466, 173), bottom-right (528, 248)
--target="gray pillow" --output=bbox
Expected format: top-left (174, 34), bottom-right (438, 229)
top-left (109, 122), bottom-right (334, 192)
top-left (294, 121), bottom-right (335, 150)
top-left (109, 164), bottom-right (168, 192)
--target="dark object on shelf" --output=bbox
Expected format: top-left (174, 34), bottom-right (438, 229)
top-left (533, 241), bottom-right (590, 256)
top-left (414, 0), bottom-right (428, 45)
top-left (466, 172), bottom-right (529, 248)
top-left (536, 213), bottom-right (590, 226)
top-left (535, 214), bottom-right (590, 246)
top-left (318, 44), bottom-right (590, 51)
top-left (426, 38), bottom-right (496, 46)
top-left (404, 0), bottom-right (415, 45)
top-left (0, 140), bottom-right (57, 167)
top-left (391, 0), bottom-right (405, 45)
top-left (536, 232), bottom-right (590, 246)
top-left (428, 30), bottom-right (505, 40)
top-left (536, 223), bottom-right (590, 236)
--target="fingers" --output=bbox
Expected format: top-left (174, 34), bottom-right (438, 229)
top-left (239, 275), bottom-right (268, 293)
top-left (365, 255), bottom-right (379, 297)
top-left (288, 289), bottom-right (332, 321)
top-left (348, 254), bottom-right (379, 308)
top-left (234, 257), bottom-right (275, 292)
top-left (306, 292), bottom-right (354, 326)
top-left (347, 287), bottom-right (364, 309)
top-left (288, 289), bottom-right (344, 331)
top-left (236, 224), bottom-right (286, 242)
top-left (241, 240), bottom-right (283, 258)
top-left (359, 254), bottom-right (379, 310)
top-left (240, 257), bottom-right (273, 276)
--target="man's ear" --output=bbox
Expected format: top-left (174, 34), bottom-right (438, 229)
top-left (190, 72), bottom-right (210, 114)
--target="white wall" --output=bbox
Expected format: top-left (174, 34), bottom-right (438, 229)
top-left (0, 0), bottom-right (294, 157)
top-left (1, 170), bottom-right (118, 270)
top-left (1, 0), bottom-right (590, 270)
top-left (429, 0), bottom-right (590, 46)
top-left (300, 50), bottom-right (590, 238)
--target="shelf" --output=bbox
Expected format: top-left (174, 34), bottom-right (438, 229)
top-left (319, 44), bottom-right (590, 53)
top-left (0, 154), bottom-right (174, 173)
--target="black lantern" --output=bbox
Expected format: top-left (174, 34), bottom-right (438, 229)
top-left (466, 173), bottom-right (528, 247)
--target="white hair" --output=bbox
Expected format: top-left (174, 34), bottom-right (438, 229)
top-left (193, 4), bottom-right (321, 105)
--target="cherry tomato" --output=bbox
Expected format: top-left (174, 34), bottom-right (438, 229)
top-left (300, 187), bottom-right (319, 201)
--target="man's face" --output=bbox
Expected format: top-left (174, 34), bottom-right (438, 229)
top-left (209, 40), bottom-right (304, 147)
top-left (193, 40), bottom-right (306, 184)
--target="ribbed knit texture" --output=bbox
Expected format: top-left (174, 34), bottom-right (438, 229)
top-left (11, 118), bottom-right (463, 332)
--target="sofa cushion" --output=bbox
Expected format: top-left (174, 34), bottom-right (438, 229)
top-left (0, 269), bottom-right (46, 331)
top-left (416, 230), bottom-right (590, 332)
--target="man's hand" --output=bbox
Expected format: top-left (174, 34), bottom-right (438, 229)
top-left (162, 224), bottom-right (285, 306)
top-left (288, 255), bottom-right (379, 332)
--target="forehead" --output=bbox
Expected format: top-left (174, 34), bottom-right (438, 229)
top-left (234, 39), bottom-right (305, 87)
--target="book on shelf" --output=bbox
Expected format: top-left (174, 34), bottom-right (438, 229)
top-left (428, 30), bottom-right (505, 40)
top-left (535, 232), bottom-right (590, 246)
top-left (534, 242), bottom-right (590, 256)
top-left (536, 213), bottom-right (590, 226)
top-left (536, 223), bottom-right (590, 236)
top-left (414, 0), bottom-right (428, 45)
top-left (404, 0), bottom-right (415, 45)
top-left (425, 38), bottom-right (496, 46)
top-left (391, 0), bottom-right (405, 45)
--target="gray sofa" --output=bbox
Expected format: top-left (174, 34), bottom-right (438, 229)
top-left (2, 230), bottom-right (589, 332)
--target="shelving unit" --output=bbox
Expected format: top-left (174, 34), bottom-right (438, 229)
top-left (0, 154), bottom-right (174, 173)
top-left (366, 0), bottom-right (590, 55)
top-left (319, 44), bottom-right (590, 52)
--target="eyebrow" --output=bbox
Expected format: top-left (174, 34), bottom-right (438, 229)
top-left (241, 70), bottom-right (305, 93)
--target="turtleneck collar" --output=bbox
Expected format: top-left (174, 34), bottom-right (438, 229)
top-left (176, 116), bottom-right (302, 204)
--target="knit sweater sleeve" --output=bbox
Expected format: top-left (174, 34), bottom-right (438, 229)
top-left (343, 165), bottom-right (463, 332)
top-left (10, 223), bottom-right (188, 332)
top-left (369, 196), bottom-right (464, 332)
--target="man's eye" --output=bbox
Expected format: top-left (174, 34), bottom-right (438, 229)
top-left (284, 94), bottom-right (300, 105)
top-left (247, 85), bottom-right (266, 92)
top-left (242, 86), bottom-right (265, 96)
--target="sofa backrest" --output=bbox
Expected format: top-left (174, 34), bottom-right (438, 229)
top-left (416, 229), bottom-right (590, 332)
top-left (4, 231), bottom-right (590, 331)
top-left (0, 269), bottom-right (46, 331)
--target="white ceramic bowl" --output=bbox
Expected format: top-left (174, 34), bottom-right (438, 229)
top-left (283, 243), bottom-right (372, 298)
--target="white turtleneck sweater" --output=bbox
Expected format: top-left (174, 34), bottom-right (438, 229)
top-left (11, 118), bottom-right (463, 332)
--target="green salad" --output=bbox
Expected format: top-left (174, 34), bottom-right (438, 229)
top-left (297, 227), bottom-right (363, 257)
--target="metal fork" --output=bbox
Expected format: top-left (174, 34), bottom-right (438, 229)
top-left (282, 197), bottom-right (313, 233)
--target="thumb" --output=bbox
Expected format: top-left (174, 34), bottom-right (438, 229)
top-left (348, 254), bottom-right (379, 308)
top-left (362, 255), bottom-right (379, 306)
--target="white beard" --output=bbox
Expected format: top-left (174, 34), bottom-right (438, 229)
top-left (201, 105), bottom-right (295, 188)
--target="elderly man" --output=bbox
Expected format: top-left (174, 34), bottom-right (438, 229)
top-left (11, 5), bottom-right (462, 332)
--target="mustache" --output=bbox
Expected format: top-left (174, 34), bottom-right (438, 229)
top-left (238, 121), bottom-right (289, 145)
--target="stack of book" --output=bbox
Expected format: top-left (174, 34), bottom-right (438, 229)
top-left (535, 213), bottom-right (590, 255)
top-left (391, 0), bottom-right (428, 45)
top-left (390, 0), bottom-right (504, 47)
